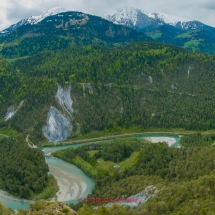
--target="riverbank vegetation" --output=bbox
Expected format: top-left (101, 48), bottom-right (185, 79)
top-left (33, 174), bottom-right (59, 200)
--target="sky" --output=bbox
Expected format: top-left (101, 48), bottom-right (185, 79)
top-left (0, 0), bottom-right (215, 30)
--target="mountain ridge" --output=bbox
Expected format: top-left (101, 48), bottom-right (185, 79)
top-left (0, 7), bottom-right (67, 35)
top-left (0, 10), bottom-right (152, 58)
top-left (103, 7), bottom-right (206, 31)
top-left (104, 7), bottom-right (215, 55)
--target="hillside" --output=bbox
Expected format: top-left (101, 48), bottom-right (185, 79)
top-left (0, 10), bottom-right (151, 58)
top-left (1, 42), bottom-right (215, 143)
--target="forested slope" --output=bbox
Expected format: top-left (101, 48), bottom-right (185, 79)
top-left (1, 42), bottom-right (215, 142)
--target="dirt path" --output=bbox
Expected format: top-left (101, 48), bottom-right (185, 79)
top-left (26, 135), bottom-right (38, 148)
top-left (0, 133), bottom-right (9, 138)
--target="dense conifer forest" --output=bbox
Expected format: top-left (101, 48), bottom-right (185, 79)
top-left (0, 137), bottom-right (49, 198)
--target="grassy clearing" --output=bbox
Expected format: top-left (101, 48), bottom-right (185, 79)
top-left (64, 151), bottom-right (139, 177)
top-left (176, 32), bottom-right (192, 38)
top-left (88, 150), bottom-right (99, 156)
top-left (97, 151), bottom-right (139, 170)
top-left (147, 32), bottom-right (162, 39)
top-left (183, 39), bottom-right (204, 49)
top-left (0, 128), bottom-right (19, 136)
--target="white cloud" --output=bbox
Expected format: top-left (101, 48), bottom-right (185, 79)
top-left (0, 0), bottom-right (215, 30)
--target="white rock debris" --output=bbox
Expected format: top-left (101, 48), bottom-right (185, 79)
top-left (55, 85), bottom-right (74, 118)
top-left (171, 84), bottom-right (177, 90)
top-left (4, 100), bottom-right (24, 121)
top-left (149, 76), bottom-right (153, 83)
top-left (120, 107), bottom-right (124, 114)
top-left (106, 185), bottom-right (158, 208)
top-left (187, 66), bottom-right (192, 78)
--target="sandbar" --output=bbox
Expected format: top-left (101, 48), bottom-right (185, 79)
top-left (49, 164), bottom-right (87, 202)
top-left (145, 137), bottom-right (176, 147)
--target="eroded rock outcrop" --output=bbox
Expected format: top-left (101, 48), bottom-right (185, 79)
top-left (42, 106), bottom-right (72, 143)
top-left (43, 85), bottom-right (75, 143)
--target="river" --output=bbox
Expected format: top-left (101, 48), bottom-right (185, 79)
top-left (0, 135), bottom-right (180, 210)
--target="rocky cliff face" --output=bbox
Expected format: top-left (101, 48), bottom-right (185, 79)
top-left (42, 85), bottom-right (74, 143)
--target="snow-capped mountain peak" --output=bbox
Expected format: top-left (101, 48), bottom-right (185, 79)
top-left (0, 7), bottom-right (67, 35)
top-left (104, 7), bottom-right (156, 29)
top-left (104, 7), bottom-right (145, 26)
top-left (147, 11), bottom-right (193, 26)
top-left (104, 7), bottom-right (198, 31)
top-left (26, 7), bottom-right (67, 25)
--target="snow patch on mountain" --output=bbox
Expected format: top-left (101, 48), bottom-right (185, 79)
top-left (4, 100), bottom-right (24, 121)
top-left (0, 7), bottom-right (67, 35)
top-left (26, 7), bottom-right (67, 25)
top-left (148, 11), bottom-right (192, 26)
top-left (104, 7), bottom-right (142, 26)
top-left (104, 7), bottom-right (156, 29)
top-left (104, 7), bottom-right (200, 31)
